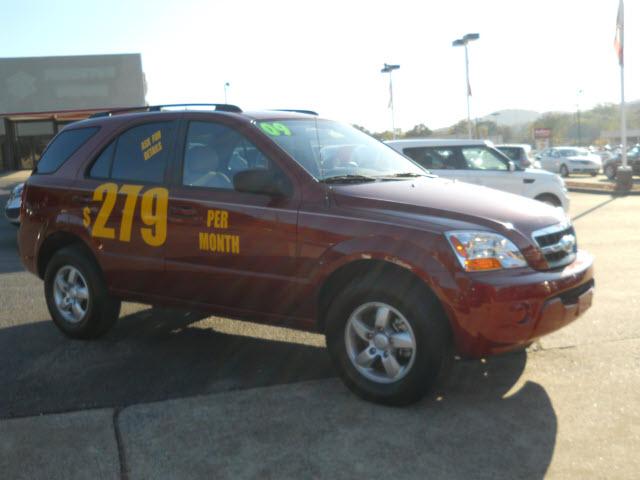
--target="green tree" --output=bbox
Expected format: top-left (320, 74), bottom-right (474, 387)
top-left (403, 123), bottom-right (432, 138)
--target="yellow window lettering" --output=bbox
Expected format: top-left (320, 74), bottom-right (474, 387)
top-left (151, 130), bottom-right (162, 142)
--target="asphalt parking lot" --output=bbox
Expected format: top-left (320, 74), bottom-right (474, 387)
top-left (1, 171), bottom-right (639, 479)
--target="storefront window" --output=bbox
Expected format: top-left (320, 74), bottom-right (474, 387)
top-left (15, 121), bottom-right (55, 169)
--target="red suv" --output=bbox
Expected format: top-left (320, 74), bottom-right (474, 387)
top-left (18, 104), bottom-right (594, 405)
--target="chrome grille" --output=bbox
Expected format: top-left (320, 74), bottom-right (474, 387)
top-left (532, 222), bottom-right (577, 269)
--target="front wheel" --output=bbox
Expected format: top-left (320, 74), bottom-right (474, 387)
top-left (44, 245), bottom-right (120, 339)
top-left (559, 164), bottom-right (570, 177)
top-left (325, 276), bottom-right (451, 405)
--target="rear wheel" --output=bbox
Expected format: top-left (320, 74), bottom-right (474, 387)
top-left (325, 275), bottom-right (451, 405)
top-left (44, 245), bottom-right (120, 339)
top-left (590, 172), bottom-right (598, 177)
top-left (559, 164), bottom-right (570, 177)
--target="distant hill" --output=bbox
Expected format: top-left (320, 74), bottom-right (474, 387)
top-left (479, 109), bottom-right (541, 127)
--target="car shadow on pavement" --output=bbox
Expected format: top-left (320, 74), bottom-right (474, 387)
top-left (572, 195), bottom-right (617, 221)
top-left (403, 350), bottom-right (557, 479)
top-left (0, 308), bottom-right (556, 479)
top-left (0, 307), bottom-right (334, 419)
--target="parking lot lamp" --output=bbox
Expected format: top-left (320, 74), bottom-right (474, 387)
top-left (453, 33), bottom-right (480, 139)
top-left (381, 63), bottom-right (400, 139)
top-left (224, 82), bottom-right (230, 104)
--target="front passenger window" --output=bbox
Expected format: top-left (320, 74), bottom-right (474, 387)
top-left (461, 147), bottom-right (508, 171)
top-left (182, 121), bottom-right (280, 190)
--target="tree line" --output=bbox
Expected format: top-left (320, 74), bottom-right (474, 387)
top-left (354, 102), bottom-right (640, 146)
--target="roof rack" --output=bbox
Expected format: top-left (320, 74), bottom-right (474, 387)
top-left (89, 103), bottom-right (243, 118)
top-left (271, 109), bottom-right (319, 116)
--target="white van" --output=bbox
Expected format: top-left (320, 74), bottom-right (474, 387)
top-left (386, 138), bottom-right (569, 211)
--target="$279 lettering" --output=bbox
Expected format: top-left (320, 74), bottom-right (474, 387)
top-left (83, 183), bottom-right (169, 247)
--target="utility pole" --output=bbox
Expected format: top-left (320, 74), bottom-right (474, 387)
top-left (381, 63), bottom-right (400, 139)
top-left (453, 33), bottom-right (480, 139)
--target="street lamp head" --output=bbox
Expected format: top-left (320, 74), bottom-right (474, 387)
top-left (381, 63), bottom-right (400, 73)
top-left (463, 33), bottom-right (480, 42)
top-left (452, 39), bottom-right (465, 47)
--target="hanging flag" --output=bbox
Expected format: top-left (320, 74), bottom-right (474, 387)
top-left (614, 0), bottom-right (624, 66)
top-left (467, 78), bottom-right (472, 97)
top-left (388, 81), bottom-right (393, 109)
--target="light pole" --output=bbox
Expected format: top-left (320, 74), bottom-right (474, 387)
top-left (224, 82), bottom-right (230, 103)
top-left (381, 63), bottom-right (400, 139)
top-left (453, 33), bottom-right (480, 139)
top-left (576, 88), bottom-right (583, 146)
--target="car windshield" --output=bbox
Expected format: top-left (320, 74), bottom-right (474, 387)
top-left (559, 148), bottom-right (588, 157)
top-left (256, 119), bottom-right (425, 181)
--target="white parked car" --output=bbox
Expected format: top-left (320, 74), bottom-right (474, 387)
top-left (386, 139), bottom-right (569, 211)
top-left (496, 144), bottom-right (542, 169)
top-left (535, 147), bottom-right (601, 177)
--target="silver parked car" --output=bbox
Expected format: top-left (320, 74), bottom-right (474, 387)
top-left (535, 147), bottom-right (601, 177)
top-left (4, 182), bottom-right (23, 225)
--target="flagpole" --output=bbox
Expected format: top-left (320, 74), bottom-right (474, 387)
top-left (615, 0), bottom-right (632, 191)
top-left (389, 71), bottom-right (396, 140)
top-left (620, 61), bottom-right (627, 169)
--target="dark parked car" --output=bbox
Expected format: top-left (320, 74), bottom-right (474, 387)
top-left (604, 145), bottom-right (640, 179)
top-left (18, 104), bottom-right (594, 405)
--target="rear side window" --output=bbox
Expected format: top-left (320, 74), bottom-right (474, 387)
top-left (404, 147), bottom-right (460, 170)
top-left (88, 121), bottom-right (177, 183)
top-left (111, 122), bottom-right (176, 183)
top-left (36, 127), bottom-right (99, 174)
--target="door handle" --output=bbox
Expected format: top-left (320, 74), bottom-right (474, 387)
top-left (71, 194), bottom-right (92, 204)
top-left (170, 205), bottom-right (197, 217)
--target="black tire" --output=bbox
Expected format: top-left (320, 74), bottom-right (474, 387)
top-left (605, 164), bottom-right (617, 180)
top-left (44, 245), bottom-right (120, 339)
top-left (325, 274), bottom-right (451, 406)
top-left (590, 172), bottom-right (597, 177)
top-left (559, 164), bottom-right (569, 177)
top-left (535, 193), bottom-right (561, 208)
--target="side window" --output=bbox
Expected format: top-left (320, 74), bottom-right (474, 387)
top-left (461, 147), bottom-right (508, 171)
top-left (182, 121), bottom-right (281, 190)
top-left (89, 141), bottom-right (115, 178)
top-left (36, 127), bottom-right (99, 174)
top-left (109, 122), bottom-right (176, 183)
top-left (422, 147), bottom-right (460, 169)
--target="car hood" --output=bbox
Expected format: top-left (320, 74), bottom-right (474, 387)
top-left (330, 177), bottom-right (566, 239)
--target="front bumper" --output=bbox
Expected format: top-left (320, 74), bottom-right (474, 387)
top-left (446, 250), bottom-right (594, 357)
top-left (569, 165), bottom-right (600, 174)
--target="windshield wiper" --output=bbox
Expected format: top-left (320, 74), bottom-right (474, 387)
top-left (320, 174), bottom-right (377, 184)
top-left (387, 172), bottom-right (428, 177)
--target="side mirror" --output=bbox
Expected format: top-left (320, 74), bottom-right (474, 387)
top-left (233, 169), bottom-right (291, 196)
top-left (508, 161), bottom-right (516, 172)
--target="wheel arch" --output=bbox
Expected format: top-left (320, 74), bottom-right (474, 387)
top-left (37, 231), bottom-right (98, 279)
top-left (316, 258), bottom-right (449, 334)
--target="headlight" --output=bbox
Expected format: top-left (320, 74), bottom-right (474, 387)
top-left (445, 231), bottom-right (527, 271)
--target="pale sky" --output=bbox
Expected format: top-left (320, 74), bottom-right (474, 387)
top-left (1, 0), bottom-right (636, 132)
